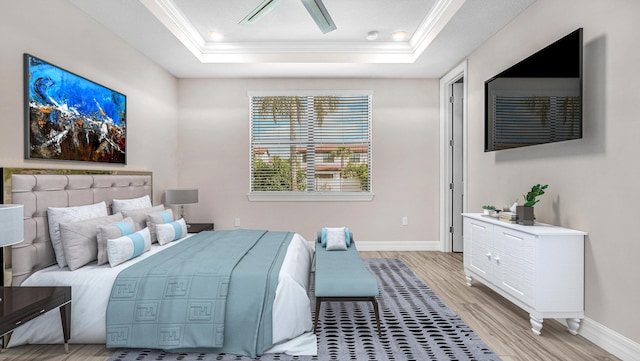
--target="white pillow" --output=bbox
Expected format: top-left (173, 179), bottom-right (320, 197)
top-left (121, 205), bottom-right (165, 231)
top-left (326, 227), bottom-right (348, 251)
top-left (96, 217), bottom-right (136, 266)
top-left (112, 195), bottom-right (152, 214)
top-left (107, 227), bottom-right (152, 267)
top-left (156, 218), bottom-right (188, 246)
top-left (48, 201), bottom-right (108, 268)
top-left (146, 209), bottom-right (174, 244)
top-left (59, 213), bottom-right (123, 271)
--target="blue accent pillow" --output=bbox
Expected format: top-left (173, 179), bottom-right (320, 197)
top-left (156, 218), bottom-right (188, 245)
top-left (146, 208), bottom-right (174, 244)
top-left (345, 227), bottom-right (351, 247)
top-left (321, 227), bottom-right (327, 247)
top-left (107, 227), bottom-right (151, 267)
top-left (96, 217), bottom-right (136, 266)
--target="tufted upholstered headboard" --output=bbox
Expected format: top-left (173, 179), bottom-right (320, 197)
top-left (1, 168), bottom-right (152, 286)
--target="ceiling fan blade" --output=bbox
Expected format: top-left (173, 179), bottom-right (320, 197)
top-left (239, 0), bottom-right (283, 25)
top-left (300, 0), bottom-right (337, 33)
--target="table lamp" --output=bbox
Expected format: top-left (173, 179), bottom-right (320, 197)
top-left (165, 189), bottom-right (198, 226)
top-left (0, 204), bottom-right (24, 294)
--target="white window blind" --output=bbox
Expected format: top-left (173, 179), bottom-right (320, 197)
top-left (250, 94), bottom-right (372, 196)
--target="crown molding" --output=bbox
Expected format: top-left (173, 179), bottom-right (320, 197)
top-left (138, 0), bottom-right (463, 64)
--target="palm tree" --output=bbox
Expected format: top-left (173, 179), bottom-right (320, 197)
top-left (330, 146), bottom-right (352, 190)
top-left (256, 96), bottom-right (303, 190)
top-left (313, 96), bottom-right (337, 123)
top-left (256, 95), bottom-right (337, 191)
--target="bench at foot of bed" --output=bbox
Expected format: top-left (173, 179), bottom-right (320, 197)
top-left (313, 231), bottom-right (381, 336)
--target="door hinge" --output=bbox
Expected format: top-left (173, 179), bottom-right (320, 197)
top-left (449, 226), bottom-right (454, 234)
top-left (449, 183), bottom-right (454, 190)
top-left (449, 96), bottom-right (455, 103)
top-left (449, 139), bottom-right (454, 147)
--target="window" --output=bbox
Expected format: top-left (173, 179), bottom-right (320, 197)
top-left (249, 92), bottom-right (372, 201)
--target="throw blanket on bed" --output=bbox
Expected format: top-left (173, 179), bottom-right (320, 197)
top-left (106, 229), bottom-right (294, 357)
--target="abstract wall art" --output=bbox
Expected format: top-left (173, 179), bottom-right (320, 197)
top-left (24, 54), bottom-right (126, 163)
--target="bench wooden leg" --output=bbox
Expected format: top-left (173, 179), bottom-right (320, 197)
top-left (313, 296), bottom-right (381, 336)
top-left (369, 296), bottom-right (381, 336)
top-left (313, 297), bottom-right (323, 333)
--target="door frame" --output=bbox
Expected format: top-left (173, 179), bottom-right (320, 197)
top-left (439, 60), bottom-right (468, 252)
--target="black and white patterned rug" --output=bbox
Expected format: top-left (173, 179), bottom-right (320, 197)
top-left (107, 258), bottom-right (500, 361)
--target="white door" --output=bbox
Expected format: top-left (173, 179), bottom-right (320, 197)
top-left (451, 81), bottom-right (464, 252)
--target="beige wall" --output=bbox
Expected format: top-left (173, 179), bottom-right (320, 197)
top-left (0, 0), bottom-right (180, 202)
top-left (177, 78), bottom-right (440, 245)
top-left (4, 0), bottom-right (637, 350)
top-left (466, 0), bottom-right (640, 343)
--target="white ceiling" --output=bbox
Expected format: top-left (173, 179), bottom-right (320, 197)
top-left (69, 0), bottom-right (535, 78)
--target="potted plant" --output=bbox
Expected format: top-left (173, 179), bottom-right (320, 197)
top-left (482, 205), bottom-right (496, 215)
top-left (517, 184), bottom-right (548, 225)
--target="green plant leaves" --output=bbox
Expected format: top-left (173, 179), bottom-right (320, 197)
top-left (523, 184), bottom-right (548, 207)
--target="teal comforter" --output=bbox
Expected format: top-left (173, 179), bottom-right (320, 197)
top-left (106, 229), bottom-right (293, 357)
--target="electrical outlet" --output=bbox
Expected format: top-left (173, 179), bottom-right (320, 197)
top-left (234, 217), bottom-right (241, 227)
top-left (402, 216), bottom-right (408, 226)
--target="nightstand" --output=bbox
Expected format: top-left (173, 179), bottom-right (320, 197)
top-left (0, 286), bottom-right (71, 351)
top-left (187, 223), bottom-right (214, 233)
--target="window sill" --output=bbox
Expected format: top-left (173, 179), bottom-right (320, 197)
top-left (247, 192), bottom-right (374, 202)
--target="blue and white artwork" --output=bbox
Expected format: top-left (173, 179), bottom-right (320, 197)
top-left (24, 54), bottom-right (126, 163)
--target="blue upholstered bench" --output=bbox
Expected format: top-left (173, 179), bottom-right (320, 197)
top-left (314, 232), bottom-right (381, 336)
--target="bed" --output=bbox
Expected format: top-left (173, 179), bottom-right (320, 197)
top-left (2, 169), bottom-right (316, 357)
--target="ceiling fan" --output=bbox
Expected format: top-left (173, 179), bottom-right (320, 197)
top-left (239, 0), bottom-right (337, 34)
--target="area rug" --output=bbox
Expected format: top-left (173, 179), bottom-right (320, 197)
top-left (107, 258), bottom-right (500, 361)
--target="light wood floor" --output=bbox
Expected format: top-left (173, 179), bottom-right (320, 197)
top-left (0, 252), bottom-right (620, 361)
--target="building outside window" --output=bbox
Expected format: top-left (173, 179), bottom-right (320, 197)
top-left (249, 92), bottom-right (372, 199)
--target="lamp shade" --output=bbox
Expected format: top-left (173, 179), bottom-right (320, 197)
top-left (165, 189), bottom-right (199, 205)
top-left (0, 204), bottom-right (24, 247)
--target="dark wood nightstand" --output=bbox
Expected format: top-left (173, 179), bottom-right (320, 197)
top-left (187, 223), bottom-right (214, 233)
top-left (0, 286), bottom-right (71, 352)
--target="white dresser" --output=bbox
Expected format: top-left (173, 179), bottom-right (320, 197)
top-left (462, 213), bottom-right (586, 335)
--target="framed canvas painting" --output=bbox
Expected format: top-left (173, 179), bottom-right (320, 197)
top-left (24, 54), bottom-right (126, 164)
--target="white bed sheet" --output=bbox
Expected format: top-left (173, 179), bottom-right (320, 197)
top-left (8, 232), bottom-right (317, 355)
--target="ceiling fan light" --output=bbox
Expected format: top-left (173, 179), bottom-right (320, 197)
top-left (300, 0), bottom-right (337, 34)
top-left (392, 31), bottom-right (408, 41)
top-left (239, 0), bottom-right (282, 25)
top-left (208, 31), bottom-right (224, 41)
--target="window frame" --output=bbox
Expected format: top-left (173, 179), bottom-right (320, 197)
top-left (247, 90), bottom-right (374, 202)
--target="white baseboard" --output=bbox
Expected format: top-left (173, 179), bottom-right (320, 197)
top-left (577, 317), bottom-right (640, 361)
top-left (354, 241), bottom-right (441, 252)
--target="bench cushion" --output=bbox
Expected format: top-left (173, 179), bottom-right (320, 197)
top-left (315, 241), bottom-right (379, 297)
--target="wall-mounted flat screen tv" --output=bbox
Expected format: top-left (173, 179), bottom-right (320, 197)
top-left (484, 28), bottom-right (583, 152)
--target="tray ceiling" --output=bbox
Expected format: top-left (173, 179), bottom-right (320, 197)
top-left (69, 0), bottom-right (535, 78)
